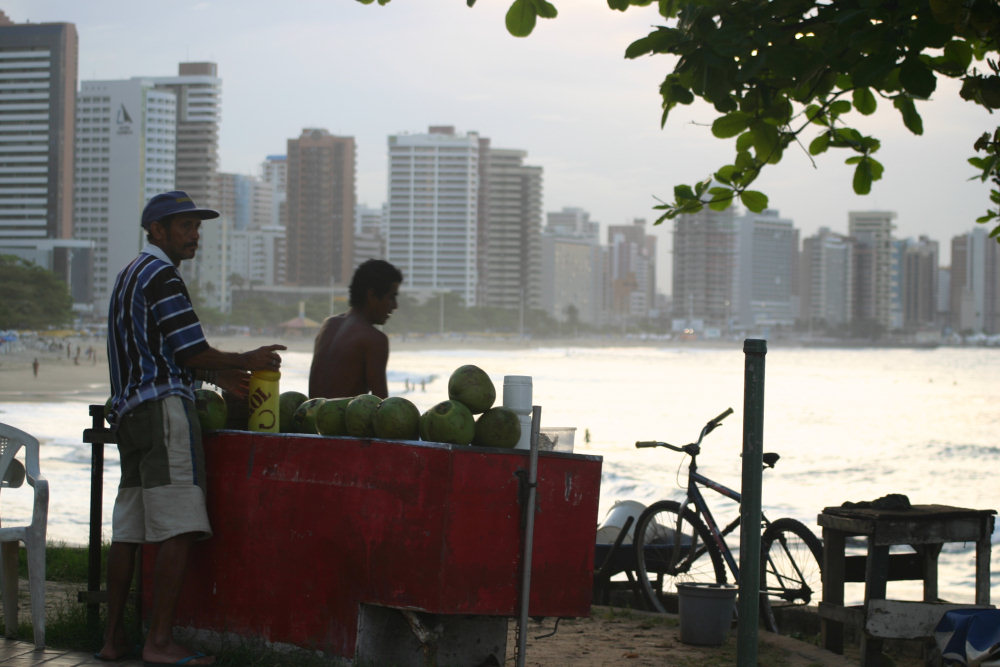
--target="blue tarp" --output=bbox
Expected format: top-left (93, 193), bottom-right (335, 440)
top-left (935, 608), bottom-right (1000, 666)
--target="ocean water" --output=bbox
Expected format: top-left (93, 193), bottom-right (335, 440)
top-left (0, 343), bottom-right (997, 606)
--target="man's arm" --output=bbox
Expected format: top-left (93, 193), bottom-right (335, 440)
top-left (365, 334), bottom-right (390, 399)
top-left (183, 344), bottom-right (285, 372)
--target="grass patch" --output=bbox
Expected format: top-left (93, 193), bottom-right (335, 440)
top-left (16, 541), bottom-right (106, 583)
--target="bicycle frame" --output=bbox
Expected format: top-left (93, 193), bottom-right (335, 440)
top-left (680, 462), bottom-right (770, 582)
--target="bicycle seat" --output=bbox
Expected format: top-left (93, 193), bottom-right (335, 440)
top-left (763, 452), bottom-right (779, 468)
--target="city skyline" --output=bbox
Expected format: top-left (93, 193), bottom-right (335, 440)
top-left (6, 1), bottom-right (998, 293)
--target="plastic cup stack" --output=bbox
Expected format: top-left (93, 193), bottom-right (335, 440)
top-left (503, 375), bottom-right (532, 450)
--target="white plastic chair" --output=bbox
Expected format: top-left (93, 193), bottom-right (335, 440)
top-left (0, 423), bottom-right (48, 648)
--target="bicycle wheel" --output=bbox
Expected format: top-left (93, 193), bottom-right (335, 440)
top-left (633, 500), bottom-right (726, 613)
top-left (759, 518), bottom-right (823, 631)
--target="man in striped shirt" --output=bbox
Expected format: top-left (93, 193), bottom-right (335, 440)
top-left (98, 191), bottom-right (285, 666)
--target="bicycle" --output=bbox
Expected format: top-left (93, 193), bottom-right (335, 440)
top-left (632, 408), bottom-right (823, 633)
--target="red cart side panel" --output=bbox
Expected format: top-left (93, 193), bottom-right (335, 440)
top-left (152, 431), bottom-right (602, 658)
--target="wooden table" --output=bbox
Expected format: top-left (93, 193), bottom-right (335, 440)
top-left (818, 504), bottom-right (995, 665)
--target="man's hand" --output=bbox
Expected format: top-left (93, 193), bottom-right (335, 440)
top-left (242, 344), bottom-right (286, 372)
top-left (214, 369), bottom-right (251, 398)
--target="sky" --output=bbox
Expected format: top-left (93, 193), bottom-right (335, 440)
top-left (6, 0), bottom-right (997, 292)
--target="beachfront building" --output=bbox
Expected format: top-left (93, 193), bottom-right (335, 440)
top-left (386, 126), bottom-right (479, 306)
top-left (899, 235), bottom-right (939, 331)
top-left (800, 227), bottom-right (854, 331)
top-left (607, 218), bottom-right (657, 327)
top-left (479, 144), bottom-right (543, 311)
top-left (950, 226), bottom-right (1000, 335)
top-left (671, 207), bottom-right (738, 332)
top-left (540, 207), bottom-right (603, 327)
top-left (354, 203), bottom-right (385, 268)
top-left (0, 14), bottom-right (91, 304)
top-left (73, 78), bottom-right (176, 310)
top-left (285, 128), bottom-right (356, 288)
top-left (143, 62), bottom-right (222, 289)
top-left (848, 210), bottom-right (897, 334)
top-left (735, 209), bottom-right (798, 331)
top-left (261, 154), bottom-right (287, 229)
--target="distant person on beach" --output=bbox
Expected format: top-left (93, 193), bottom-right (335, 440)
top-left (97, 190), bottom-right (286, 666)
top-left (309, 259), bottom-right (402, 400)
top-left (31, 358), bottom-right (38, 377)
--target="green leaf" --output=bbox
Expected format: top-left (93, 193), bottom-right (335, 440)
top-left (530, 0), bottom-right (558, 19)
top-left (852, 88), bottom-right (877, 115)
top-left (829, 100), bottom-right (852, 117)
top-left (712, 112), bottom-right (750, 139)
top-left (809, 132), bottom-right (830, 155)
top-left (893, 96), bottom-right (924, 135)
top-left (740, 190), bottom-right (768, 212)
top-left (505, 0), bottom-right (537, 37)
top-left (899, 58), bottom-right (936, 98)
top-left (674, 183), bottom-right (695, 200)
top-left (852, 158), bottom-right (873, 195)
top-left (708, 188), bottom-right (734, 211)
top-left (750, 122), bottom-right (779, 161)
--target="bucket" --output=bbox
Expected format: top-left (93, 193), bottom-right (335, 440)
top-left (677, 582), bottom-right (737, 646)
top-left (595, 500), bottom-right (646, 544)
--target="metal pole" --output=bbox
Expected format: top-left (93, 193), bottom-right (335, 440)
top-left (738, 339), bottom-right (766, 667)
top-left (82, 404), bottom-right (108, 637)
top-left (515, 405), bottom-right (541, 667)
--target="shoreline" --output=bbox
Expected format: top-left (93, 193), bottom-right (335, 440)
top-left (0, 331), bottom-right (988, 404)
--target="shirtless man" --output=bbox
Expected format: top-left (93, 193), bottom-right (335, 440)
top-left (309, 259), bottom-right (403, 399)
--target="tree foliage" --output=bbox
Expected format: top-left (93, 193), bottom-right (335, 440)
top-left (361, 0), bottom-right (1000, 237)
top-left (0, 255), bottom-right (73, 329)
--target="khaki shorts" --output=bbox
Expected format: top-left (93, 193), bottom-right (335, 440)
top-left (111, 395), bottom-right (212, 543)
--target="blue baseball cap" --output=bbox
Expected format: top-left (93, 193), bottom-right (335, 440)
top-left (141, 190), bottom-right (219, 229)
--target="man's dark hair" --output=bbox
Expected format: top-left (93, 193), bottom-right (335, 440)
top-left (349, 259), bottom-right (403, 309)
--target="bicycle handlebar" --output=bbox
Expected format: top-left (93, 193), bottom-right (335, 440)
top-left (635, 407), bottom-right (734, 453)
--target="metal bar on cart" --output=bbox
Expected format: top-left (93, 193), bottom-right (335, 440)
top-left (515, 405), bottom-right (541, 667)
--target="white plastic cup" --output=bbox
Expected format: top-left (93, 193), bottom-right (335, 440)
top-left (503, 375), bottom-right (532, 415)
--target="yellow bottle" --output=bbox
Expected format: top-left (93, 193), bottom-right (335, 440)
top-left (248, 370), bottom-right (280, 432)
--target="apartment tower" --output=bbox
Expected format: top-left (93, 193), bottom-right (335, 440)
top-left (74, 79), bottom-right (176, 308)
top-left (386, 126), bottom-right (479, 305)
top-left (285, 128), bottom-right (356, 287)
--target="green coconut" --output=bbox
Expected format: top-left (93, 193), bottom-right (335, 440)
top-left (420, 399), bottom-right (475, 445)
top-left (373, 396), bottom-right (421, 440)
top-left (278, 391), bottom-right (308, 433)
top-left (316, 397), bottom-right (353, 436)
top-left (291, 397), bottom-right (326, 434)
top-left (473, 406), bottom-right (522, 449)
top-left (447, 364), bottom-right (496, 414)
top-left (345, 394), bottom-right (382, 438)
top-left (194, 388), bottom-right (227, 432)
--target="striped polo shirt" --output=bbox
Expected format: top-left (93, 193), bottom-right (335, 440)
top-left (107, 243), bottom-right (209, 423)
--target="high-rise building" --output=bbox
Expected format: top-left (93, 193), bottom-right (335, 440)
top-left (354, 203), bottom-right (385, 268)
top-left (800, 227), bottom-right (854, 329)
top-left (285, 128), bottom-right (356, 287)
top-left (736, 209), bottom-right (798, 328)
top-left (672, 207), bottom-right (737, 329)
top-left (899, 235), bottom-right (938, 330)
top-left (541, 207), bottom-right (603, 327)
top-left (261, 154), bottom-right (287, 228)
top-left (848, 211), bottom-right (896, 331)
top-left (386, 126), bottom-right (479, 305)
top-left (479, 146), bottom-right (543, 310)
top-left (0, 14), bottom-right (86, 296)
top-left (950, 226), bottom-right (1000, 334)
top-left (145, 63), bottom-right (221, 208)
top-left (73, 79), bottom-right (176, 309)
top-left (144, 63), bottom-right (222, 290)
top-left (607, 219), bottom-right (657, 325)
